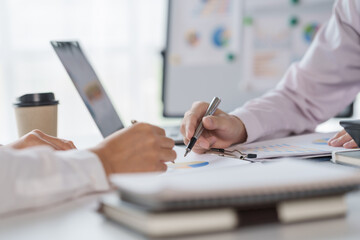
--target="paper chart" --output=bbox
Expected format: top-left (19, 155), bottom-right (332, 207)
top-left (166, 146), bottom-right (250, 173)
top-left (233, 132), bottom-right (341, 159)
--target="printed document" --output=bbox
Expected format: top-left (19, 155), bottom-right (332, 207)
top-left (230, 132), bottom-right (343, 159)
top-left (166, 146), bottom-right (251, 174)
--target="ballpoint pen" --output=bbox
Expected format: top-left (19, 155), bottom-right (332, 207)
top-left (184, 97), bottom-right (221, 157)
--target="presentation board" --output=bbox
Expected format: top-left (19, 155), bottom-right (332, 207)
top-left (162, 0), bottom-right (335, 117)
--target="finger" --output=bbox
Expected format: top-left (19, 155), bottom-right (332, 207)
top-left (185, 102), bottom-right (209, 120)
top-left (188, 130), bottom-right (212, 150)
top-left (158, 136), bottom-right (175, 149)
top-left (183, 102), bottom-right (209, 139)
top-left (61, 140), bottom-right (77, 150)
top-left (183, 137), bottom-right (189, 145)
top-left (34, 130), bottom-right (76, 150)
top-left (68, 141), bottom-right (77, 149)
top-left (206, 135), bottom-right (218, 148)
top-left (43, 137), bottom-right (74, 150)
top-left (202, 115), bottom-right (229, 131)
top-left (184, 113), bottom-right (201, 140)
top-left (159, 149), bottom-right (177, 163)
top-left (192, 144), bottom-right (209, 154)
top-left (154, 162), bottom-right (168, 172)
top-left (152, 126), bottom-right (166, 136)
top-left (26, 131), bottom-right (63, 150)
top-left (343, 139), bottom-right (359, 149)
top-left (37, 138), bottom-right (64, 150)
top-left (328, 129), bottom-right (347, 143)
top-left (143, 123), bottom-right (165, 136)
top-left (133, 123), bottom-right (166, 136)
top-left (189, 135), bottom-right (212, 154)
top-left (329, 133), bottom-right (353, 147)
top-left (196, 136), bottom-right (211, 149)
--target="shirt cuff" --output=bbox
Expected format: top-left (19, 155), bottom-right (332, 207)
top-left (230, 108), bottom-right (264, 144)
top-left (60, 149), bottom-right (110, 192)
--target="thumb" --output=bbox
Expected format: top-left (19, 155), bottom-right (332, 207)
top-left (202, 115), bottom-right (228, 131)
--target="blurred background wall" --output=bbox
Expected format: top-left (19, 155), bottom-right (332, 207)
top-left (0, 0), bottom-right (349, 145)
top-left (0, 0), bottom-right (168, 144)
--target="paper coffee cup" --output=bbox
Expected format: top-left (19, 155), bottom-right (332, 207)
top-left (14, 93), bottom-right (59, 137)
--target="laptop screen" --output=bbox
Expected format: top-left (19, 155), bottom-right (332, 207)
top-left (51, 41), bottom-right (124, 138)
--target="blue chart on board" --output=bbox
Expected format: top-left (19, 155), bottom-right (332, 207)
top-left (212, 27), bottom-right (230, 47)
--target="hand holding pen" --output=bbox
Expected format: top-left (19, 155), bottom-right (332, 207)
top-left (181, 98), bottom-right (248, 155)
top-left (184, 97), bottom-right (221, 157)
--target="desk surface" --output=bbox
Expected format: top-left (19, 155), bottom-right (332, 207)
top-left (1, 119), bottom-right (358, 239)
top-left (1, 189), bottom-right (360, 240)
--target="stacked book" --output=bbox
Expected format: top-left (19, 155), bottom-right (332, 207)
top-left (100, 160), bottom-right (360, 237)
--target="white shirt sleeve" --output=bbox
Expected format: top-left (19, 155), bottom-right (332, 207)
top-left (231, 0), bottom-right (360, 143)
top-left (0, 146), bottom-right (109, 215)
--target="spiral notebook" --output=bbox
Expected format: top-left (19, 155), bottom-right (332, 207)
top-left (111, 160), bottom-right (360, 211)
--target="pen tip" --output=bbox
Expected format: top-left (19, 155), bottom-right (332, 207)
top-left (184, 149), bottom-right (190, 157)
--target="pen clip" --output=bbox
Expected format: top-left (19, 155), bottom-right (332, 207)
top-left (207, 148), bottom-right (258, 163)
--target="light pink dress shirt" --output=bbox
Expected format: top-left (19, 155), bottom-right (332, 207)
top-left (232, 0), bottom-right (360, 143)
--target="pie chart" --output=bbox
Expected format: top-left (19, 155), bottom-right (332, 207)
top-left (212, 27), bottom-right (230, 48)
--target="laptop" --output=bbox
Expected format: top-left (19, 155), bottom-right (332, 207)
top-left (51, 41), bottom-right (183, 144)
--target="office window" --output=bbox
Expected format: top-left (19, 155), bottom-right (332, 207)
top-left (0, 0), bottom-right (167, 143)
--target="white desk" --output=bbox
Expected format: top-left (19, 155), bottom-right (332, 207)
top-left (1, 190), bottom-right (360, 240)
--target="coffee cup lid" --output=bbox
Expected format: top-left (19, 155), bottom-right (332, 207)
top-left (14, 92), bottom-right (59, 107)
